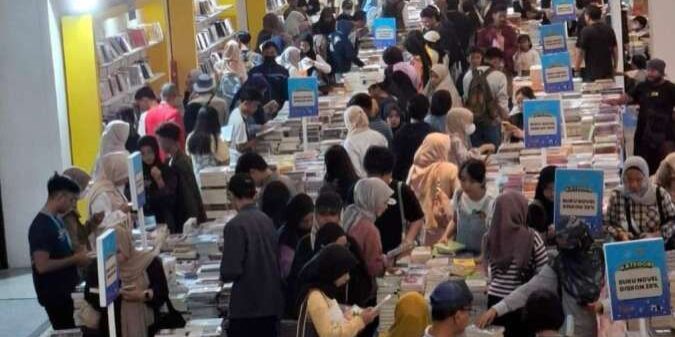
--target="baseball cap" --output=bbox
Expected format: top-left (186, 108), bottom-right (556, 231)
top-left (430, 279), bottom-right (474, 312)
top-left (647, 58), bottom-right (666, 75)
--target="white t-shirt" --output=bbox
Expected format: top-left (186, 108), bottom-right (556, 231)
top-left (343, 129), bottom-right (388, 177)
top-left (138, 111), bottom-right (148, 137)
top-left (227, 107), bottom-right (248, 166)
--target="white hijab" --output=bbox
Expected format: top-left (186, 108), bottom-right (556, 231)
top-left (342, 178), bottom-right (394, 232)
top-left (620, 156), bottom-right (658, 205)
top-left (93, 121), bottom-right (130, 179)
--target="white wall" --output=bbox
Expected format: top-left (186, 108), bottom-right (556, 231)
top-left (0, 0), bottom-right (71, 268)
top-left (649, 1), bottom-right (675, 79)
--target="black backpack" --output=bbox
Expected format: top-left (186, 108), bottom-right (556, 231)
top-left (465, 68), bottom-right (499, 123)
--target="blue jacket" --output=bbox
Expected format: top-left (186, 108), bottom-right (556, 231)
top-left (249, 60), bottom-right (289, 107)
top-left (329, 20), bottom-right (364, 74)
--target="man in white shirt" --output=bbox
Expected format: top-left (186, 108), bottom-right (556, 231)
top-left (134, 86), bottom-right (159, 137)
top-left (228, 88), bottom-right (263, 166)
top-left (424, 280), bottom-right (474, 337)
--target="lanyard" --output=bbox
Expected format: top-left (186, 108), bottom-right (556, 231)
top-left (46, 213), bottom-right (73, 251)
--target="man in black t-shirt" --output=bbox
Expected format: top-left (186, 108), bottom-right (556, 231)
top-left (364, 146), bottom-right (425, 254)
top-left (575, 5), bottom-right (617, 82)
top-left (607, 59), bottom-right (675, 174)
top-left (29, 174), bottom-right (91, 329)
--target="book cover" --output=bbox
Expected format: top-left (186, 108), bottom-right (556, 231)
top-left (552, 0), bottom-right (576, 22)
top-left (523, 99), bottom-right (563, 148)
top-left (288, 77), bottom-right (319, 118)
top-left (604, 238), bottom-right (671, 321)
top-left (540, 22), bottom-right (567, 54)
top-left (373, 18), bottom-right (397, 49)
top-left (554, 169), bottom-right (604, 236)
top-left (541, 52), bottom-right (574, 93)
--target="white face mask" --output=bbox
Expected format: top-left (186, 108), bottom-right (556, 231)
top-left (465, 123), bottom-right (476, 135)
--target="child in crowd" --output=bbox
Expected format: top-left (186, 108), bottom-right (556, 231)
top-left (513, 34), bottom-right (541, 76)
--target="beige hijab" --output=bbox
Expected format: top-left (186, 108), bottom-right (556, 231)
top-left (344, 106), bottom-right (370, 136)
top-left (407, 133), bottom-right (457, 229)
top-left (87, 152), bottom-right (129, 215)
top-left (112, 221), bottom-right (158, 337)
top-left (424, 64), bottom-right (463, 108)
top-left (217, 40), bottom-right (248, 82)
top-left (63, 166), bottom-right (91, 198)
top-left (655, 152), bottom-right (675, 190)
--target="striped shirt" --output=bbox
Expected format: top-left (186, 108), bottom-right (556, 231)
top-left (487, 231), bottom-right (548, 298)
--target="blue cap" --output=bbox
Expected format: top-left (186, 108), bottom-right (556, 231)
top-left (430, 280), bottom-right (474, 312)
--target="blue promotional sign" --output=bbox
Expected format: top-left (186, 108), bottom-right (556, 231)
top-left (604, 238), bottom-right (671, 321)
top-left (552, 0), bottom-right (576, 22)
top-left (540, 23), bottom-right (567, 54)
top-left (288, 77), bottom-right (319, 118)
top-left (523, 99), bottom-right (563, 148)
top-left (541, 52), bottom-right (574, 93)
top-left (372, 18), bottom-right (397, 49)
top-left (127, 152), bottom-right (145, 209)
top-left (553, 169), bottom-right (604, 236)
top-left (96, 228), bottom-right (119, 307)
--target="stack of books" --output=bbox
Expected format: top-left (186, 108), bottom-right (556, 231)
top-left (199, 166), bottom-right (233, 220)
top-left (186, 284), bottom-right (222, 319)
top-left (376, 275), bottom-right (401, 335)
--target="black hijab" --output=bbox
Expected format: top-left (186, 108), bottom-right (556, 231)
top-left (280, 194), bottom-right (315, 250)
top-left (552, 220), bottom-right (604, 305)
top-left (314, 223), bottom-right (347, 254)
top-left (534, 165), bottom-right (557, 226)
top-left (404, 30), bottom-right (432, 85)
top-left (138, 135), bottom-right (162, 177)
top-left (299, 32), bottom-right (317, 60)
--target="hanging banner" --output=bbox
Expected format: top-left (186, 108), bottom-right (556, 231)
top-left (604, 238), bottom-right (671, 321)
top-left (552, 0), bottom-right (576, 22)
top-left (541, 52), bottom-right (574, 93)
top-left (540, 22), bottom-right (567, 54)
top-left (553, 169), bottom-right (604, 236)
top-left (373, 18), bottom-right (397, 49)
top-left (288, 77), bottom-right (319, 118)
top-left (523, 99), bottom-right (563, 148)
top-left (127, 152), bottom-right (145, 209)
top-left (96, 228), bottom-right (119, 307)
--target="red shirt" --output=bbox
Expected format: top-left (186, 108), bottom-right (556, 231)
top-left (477, 24), bottom-right (519, 74)
top-left (144, 102), bottom-right (185, 157)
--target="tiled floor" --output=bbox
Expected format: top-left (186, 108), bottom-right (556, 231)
top-left (0, 269), bottom-right (50, 337)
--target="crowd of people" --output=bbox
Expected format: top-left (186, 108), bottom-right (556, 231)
top-left (26, 0), bottom-right (675, 337)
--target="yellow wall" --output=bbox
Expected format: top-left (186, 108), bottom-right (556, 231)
top-left (139, 0), bottom-right (171, 92)
top-left (61, 15), bottom-right (102, 173)
top-left (168, 0), bottom-right (198, 91)
top-left (245, 0), bottom-right (267, 49)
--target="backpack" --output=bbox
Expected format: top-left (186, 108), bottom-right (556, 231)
top-left (465, 68), bottom-right (499, 123)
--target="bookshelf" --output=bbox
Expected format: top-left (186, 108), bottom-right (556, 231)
top-left (168, 0), bottom-right (238, 91)
top-left (61, 0), bottom-right (172, 177)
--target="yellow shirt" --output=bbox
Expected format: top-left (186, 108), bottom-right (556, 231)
top-left (307, 290), bottom-right (365, 337)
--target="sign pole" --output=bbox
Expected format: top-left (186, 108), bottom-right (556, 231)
top-left (97, 228), bottom-right (120, 337)
top-left (138, 208), bottom-right (147, 249)
top-left (302, 117), bottom-right (309, 152)
top-left (638, 318), bottom-right (648, 337)
top-left (108, 303), bottom-right (117, 337)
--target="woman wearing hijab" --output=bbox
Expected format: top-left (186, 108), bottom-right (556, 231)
top-left (277, 46), bottom-right (305, 77)
top-left (386, 292), bottom-right (430, 337)
top-left (392, 62), bottom-right (423, 93)
top-left (484, 191), bottom-right (549, 337)
top-left (285, 10), bottom-right (310, 38)
top-left (93, 121), bottom-right (130, 180)
top-left (424, 64), bottom-right (462, 108)
top-left (404, 30), bottom-right (433, 87)
top-left (388, 71), bottom-right (419, 115)
top-left (296, 244), bottom-right (378, 337)
top-left (87, 151), bottom-right (131, 217)
top-left (384, 103), bottom-right (405, 135)
top-left (406, 133), bottom-right (458, 244)
top-left (186, 107), bottom-right (228, 180)
top-left (138, 136), bottom-right (178, 231)
top-left (342, 106), bottom-right (388, 178)
top-left (445, 107), bottom-right (495, 166)
top-left (279, 193), bottom-right (315, 279)
top-left (216, 40), bottom-right (247, 109)
top-left (322, 145), bottom-right (360, 203)
top-left (298, 32), bottom-right (332, 81)
top-left (655, 152), bottom-right (675, 201)
top-left (478, 220), bottom-right (604, 337)
top-left (606, 156), bottom-right (675, 242)
top-left (85, 216), bottom-right (173, 337)
top-left (62, 167), bottom-right (98, 250)
top-left (533, 165), bottom-right (557, 230)
top-left (343, 178), bottom-right (393, 277)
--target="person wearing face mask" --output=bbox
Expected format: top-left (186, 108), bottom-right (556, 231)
top-left (606, 59), bottom-right (675, 174)
top-left (29, 173), bottom-right (91, 330)
top-left (343, 178), bottom-right (395, 277)
top-left (87, 151), bottom-right (132, 218)
top-left (445, 107), bottom-right (495, 167)
top-left (249, 41), bottom-right (289, 109)
top-left (477, 221), bottom-right (604, 337)
top-left (605, 156), bottom-right (675, 242)
top-left (296, 244), bottom-right (379, 337)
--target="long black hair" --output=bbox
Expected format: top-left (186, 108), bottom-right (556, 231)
top-left (261, 181), bottom-right (292, 229)
top-left (313, 7), bottom-right (337, 35)
top-left (323, 145), bottom-right (359, 201)
top-left (404, 30), bottom-right (432, 85)
top-left (187, 106), bottom-right (221, 155)
top-left (298, 32), bottom-right (317, 60)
